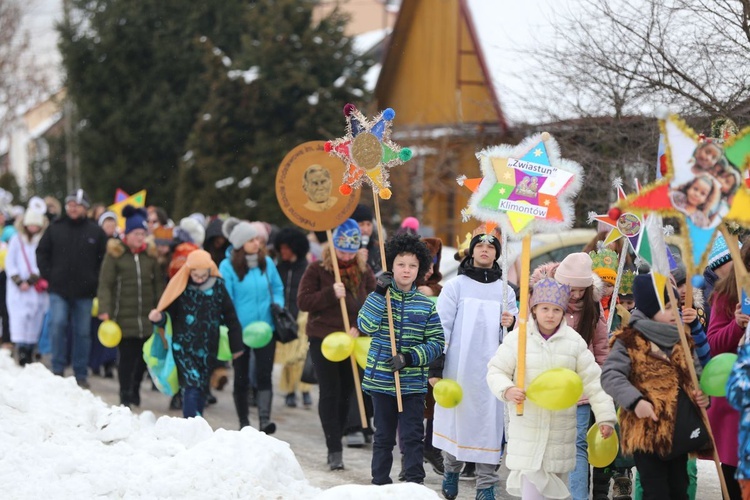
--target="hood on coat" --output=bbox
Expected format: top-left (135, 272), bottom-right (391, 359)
top-left (107, 237), bottom-right (158, 259)
top-left (321, 242), bottom-right (368, 273)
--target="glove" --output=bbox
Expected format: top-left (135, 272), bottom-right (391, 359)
top-left (386, 352), bottom-right (412, 372)
top-left (374, 272), bottom-right (394, 296)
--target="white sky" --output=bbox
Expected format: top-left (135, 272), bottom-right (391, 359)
top-left (0, 351), bottom-right (439, 499)
top-left (19, 0), bottom-right (574, 123)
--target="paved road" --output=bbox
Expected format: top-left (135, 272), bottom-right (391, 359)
top-left (77, 362), bottom-right (721, 500)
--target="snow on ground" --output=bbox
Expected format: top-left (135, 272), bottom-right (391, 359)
top-left (0, 351), bottom-right (438, 499)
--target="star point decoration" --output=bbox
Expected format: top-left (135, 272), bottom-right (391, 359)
top-left (325, 104), bottom-right (412, 200)
top-left (461, 132), bottom-right (583, 238)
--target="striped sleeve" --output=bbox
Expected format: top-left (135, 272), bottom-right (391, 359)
top-left (690, 319), bottom-right (711, 367)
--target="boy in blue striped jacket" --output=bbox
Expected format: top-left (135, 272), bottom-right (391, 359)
top-left (357, 232), bottom-right (445, 486)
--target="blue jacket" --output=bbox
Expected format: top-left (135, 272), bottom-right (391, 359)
top-left (357, 286), bottom-right (444, 396)
top-left (219, 249), bottom-right (284, 329)
top-left (726, 343), bottom-right (750, 480)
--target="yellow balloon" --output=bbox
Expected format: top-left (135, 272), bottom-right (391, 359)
top-left (434, 379), bottom-right (463, 408)
top-left (354, 336), bottom-right (371, 369)
top-left (321, 331), bottom-right (355, 362)
top-left (98, 320), bottom-right (122, 348)
top-left (526, 368), bottom-right (583, 411)
top-left (0, 247), bottom-right (7, 269)
top-left (91, 297), bottom-right (99, 317)
top-left (587, 423), bottom-right (619, 467)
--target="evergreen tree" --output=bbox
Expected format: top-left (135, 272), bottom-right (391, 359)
top-left (58, 0), bottom-right (248, 209)
top-left (174, 0), bottom-right (373, 221)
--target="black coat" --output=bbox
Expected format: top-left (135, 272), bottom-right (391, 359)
top-left (276, 258), bottom-right (308, 317)
top-left (36, 216), bottom-right (108, 299)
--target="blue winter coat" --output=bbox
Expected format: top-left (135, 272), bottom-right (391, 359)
top-left (726, 342), bottom-right (750, 480)
top-left (357, 285), bottom-right (444, 396)
top-left (218, 250), bottom-right (284, 329)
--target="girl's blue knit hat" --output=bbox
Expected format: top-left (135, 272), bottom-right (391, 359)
top-left (332, 218), bottom-right (361, 253)
top-left (708, 233), bottom-right (741, 271)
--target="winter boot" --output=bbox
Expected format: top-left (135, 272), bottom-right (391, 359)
top-left (302, 391), bottom-right (312, 407)
top-left (285, 393), bottom-right (297, 408)
top-left (398, 455), bottom-right (406, 481)
top-left (17, 345), bottom-right (33, 366)
top-left (592, 466), bottom-right (611, 500)
top-left (327, 451), bottom-right (344, 470)
top-left (233, 390), bottom-right (250, 429)
top-left (424, 447), bottom-right (445, 475)
top-left (612, 469), bottom-right (633, 500)
top-left (442, 471), bottom-right (459, 500)
top-left (257, 389), bottom-right (276, 434)
top-left (475, 485), bottom-right (499, 500)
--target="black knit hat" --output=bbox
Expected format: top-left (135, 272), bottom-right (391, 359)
top-left (633, 274), bottom-right (673, 319)
top-left (350, 204), bottom-right (373, 223)
top-left (469, 233), bottom-right (501, 261)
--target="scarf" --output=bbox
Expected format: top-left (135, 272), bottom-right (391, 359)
top-left (629, 309), bottom-right (681, 348)
top-left (600, 295), bottom-right (612, 320)
top-left (457, 257), bottom-right (502, 283)
top-left (338, 258), bottom-right (361, 298)
top-left (246, 254), bottom-right (259, 269)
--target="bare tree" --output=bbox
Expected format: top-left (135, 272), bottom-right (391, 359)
top-left (0, 0), bottom-right (48, 139)
top-left (512, 0), bottom-right (750, 123)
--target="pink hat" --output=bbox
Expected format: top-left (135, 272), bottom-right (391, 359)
top-left (555, 252), bottom-right (594, 288)
top-left (401, 216), bottom-right (420, 232)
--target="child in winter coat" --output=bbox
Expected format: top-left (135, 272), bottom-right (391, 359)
top-left (148, 249), bottom-right (243, 418)
top-left (726, 326), bottom-right (750, 499)
top-left (601, 274), bottom-right (709, 499)
top-left (487, 277), bottom-right (617, 499)
top-left (357, 232), bottom-right (445, 486)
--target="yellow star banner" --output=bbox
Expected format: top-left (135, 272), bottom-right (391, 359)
top-left (108, 189), bottom-right (147, 230)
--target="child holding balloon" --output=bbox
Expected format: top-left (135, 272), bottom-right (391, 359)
top-left (601, 274), bottom-right (709, 499)
top-left (486, 277), bottom-right (617, 500)
top-left (357, 232), bottom-right (445, 486)
top-left (148, 249), bottom-right (243, 418)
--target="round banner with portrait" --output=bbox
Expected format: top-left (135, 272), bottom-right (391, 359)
top-left (276, 141), bottom-right (361, 231)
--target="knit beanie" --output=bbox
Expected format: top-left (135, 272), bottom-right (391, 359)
top-left (633, 274), bottom-right (672, 319)
top-left (332, 218), bottom-right (361, 253)
top-left (228, 221), bottom-right (258, 249)
top-left (179, 217), bottom-right (206, 246)
top-left (22, 209), bottom-right (44, 228)
top-left (401, 217), bottom-right (420, 233)
top-left (97, 210), bottom-right (117, 227)
top-left (122, 205), bottom-right (148, 234)
top-left (350, 204), bottom-right (373, 223)
top-left (708, 234), bottom-right (740, 271)
top-left (555, 253), bottom-right (594, 288)
top-left (64, 188), bottom-right (91, 209)
top-left (589, 248), bottom-right (618, 285)
top-left (671, 260), bottom-right (687, 287)
top-left (469, 233), bottom-right (501, 260)
top-left (530, 277), bottom-right (570, 311)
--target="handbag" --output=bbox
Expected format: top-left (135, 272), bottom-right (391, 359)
top-left (19, 241), bottom-right (48, 293)
top-left (301, 350), bottom-right (318, 384)
top-left (266, 273), bottom-right (298, 344)
top-left (661, 388), bottom-right (710, 460)
top-left (142, 313), bottom-right (179, 396)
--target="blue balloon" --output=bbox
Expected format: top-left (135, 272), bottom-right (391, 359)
top-left (691, 274), bottom-right (705, 289)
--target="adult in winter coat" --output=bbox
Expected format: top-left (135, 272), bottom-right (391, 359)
top-left (274, 227), bottom-right (312, 408)
top-left (36, 189), bottom-right (108, 387)
top-left (434, 232), bottom-right (518, 500)
top-left (5, 209), bottom-right (49, 365)
top-left (705, 241), bottom-right (750, 500)
top-left (219, 220), bottom-right (284, 433)
top-left (96, 206), bottom-right (163, 407)
top-left (297, 218), bottom-right (376, 471)
top-left (487, 278), bottom-right (616, 499)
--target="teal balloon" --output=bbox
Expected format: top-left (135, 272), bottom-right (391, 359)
top-left (700, 352), bottom-right (738, 397)
top-left (242, 321), bottom-right (273, 348)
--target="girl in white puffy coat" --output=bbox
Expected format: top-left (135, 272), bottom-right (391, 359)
top-left (487, 278), bottom-right (616, 499)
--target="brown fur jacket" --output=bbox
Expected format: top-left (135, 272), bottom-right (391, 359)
top-left (605, 326), bottom-right (698, 456)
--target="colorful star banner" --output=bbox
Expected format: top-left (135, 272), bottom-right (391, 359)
top-left (464, 132), bottom-right (583, 238)
top-left (108, 189), bottom-right (147, 230)
top-left (723, 126), bottom-right (750, 226)
top-left (325, 104), bottom-right (412, 200)
top-left (618, 114), bottom-right (742, 275)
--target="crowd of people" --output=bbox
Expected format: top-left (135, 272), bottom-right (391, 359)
top-left (3, 190), bottom-right (750, 500)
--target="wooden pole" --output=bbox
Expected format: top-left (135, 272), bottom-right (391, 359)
top-left (516, 234), bottom-right (531, 415)
top-left (719, 225), bottom-right (749, 301)
top-left (665, 284), bottom-right (730, 500)
top-left (372, 193), bottom-right (403, 412)
top-left (606, 245), bottom-right (630, 332)
top-left (327, 229), bottom-right (368, 428)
